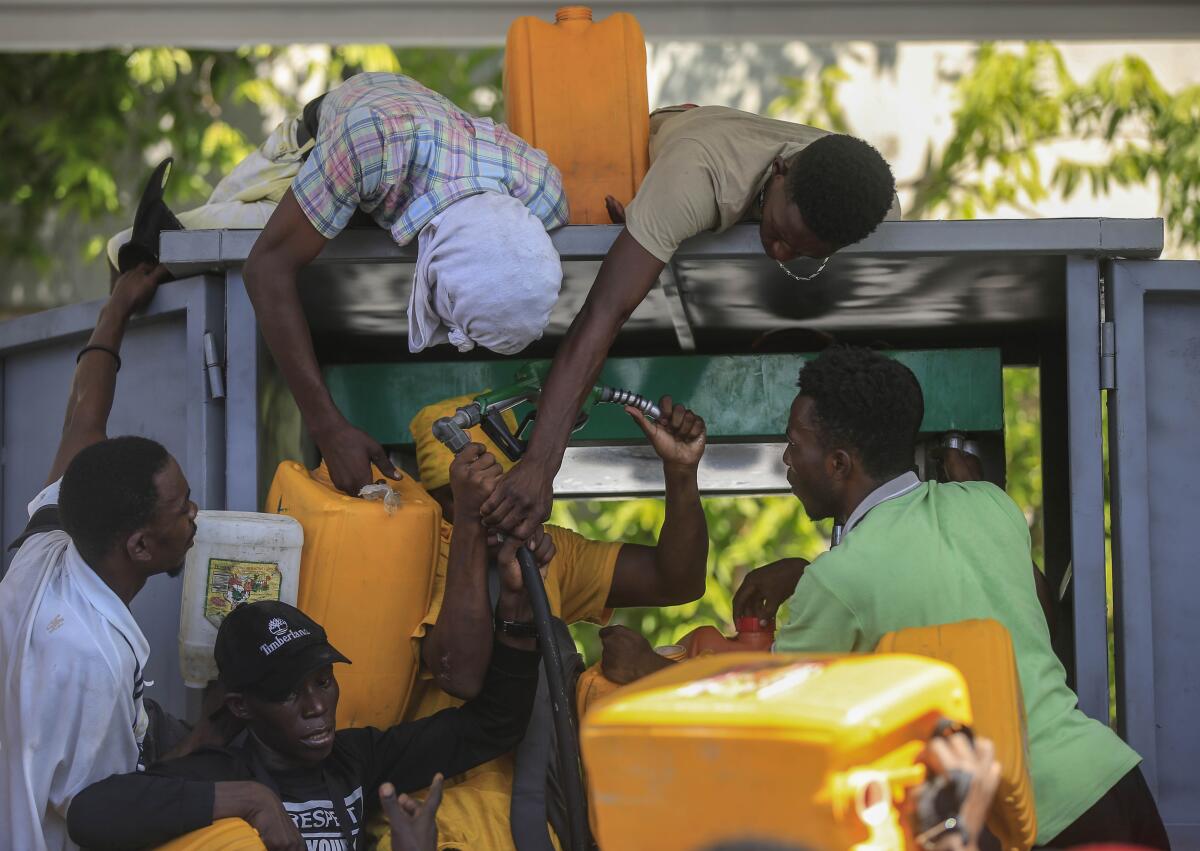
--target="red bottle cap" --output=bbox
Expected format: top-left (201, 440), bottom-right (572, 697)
top-left (735, 616), bottom-right (775, 634)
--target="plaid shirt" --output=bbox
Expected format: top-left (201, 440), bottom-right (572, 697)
top-left (293, 73), bottom-right (569, 245)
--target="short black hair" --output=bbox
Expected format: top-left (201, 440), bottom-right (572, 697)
top-left (787, 135), bottom-right (895, 248)
top-left (60, 436), bottom-right (171, 563)
top-left (796, 346), bottom-right (923, 479)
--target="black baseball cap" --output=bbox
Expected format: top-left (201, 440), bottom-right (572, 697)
top-left (215, 601), bottom-right (350, 701)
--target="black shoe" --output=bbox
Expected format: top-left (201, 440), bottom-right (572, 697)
top-left (117, 157), bottom-right (184, 273)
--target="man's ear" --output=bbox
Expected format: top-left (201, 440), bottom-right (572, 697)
top-left (828, 448), bottom-right (854, 481)
top-left (125, 528), bottom-right (153, 563)
top-left (772, 155), bottom-right (788, 176)
top-left (225, 692), bottom-right (254, 722)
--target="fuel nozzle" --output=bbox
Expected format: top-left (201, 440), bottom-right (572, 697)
top-left (458, 361), bottom-right (664, 463)
top-left (431, 404), bottom-right (482, 455)
top-left (595, 385), bottom-right (662, 421)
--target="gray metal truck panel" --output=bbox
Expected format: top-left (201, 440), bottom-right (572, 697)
top-left (161, 219), bottom-right (1162, 360)
top-left (1064, 257), bottom-right (1110, 725)
top-left (1, 276), bottom-right (226, 719)
top-left (1106, 259), bottom-right (1200, 844)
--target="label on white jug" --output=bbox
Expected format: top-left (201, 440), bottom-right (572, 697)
top-left (205, 558), bottom-right (283, 627)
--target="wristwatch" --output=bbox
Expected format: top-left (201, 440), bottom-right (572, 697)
top-left (496, 618), bottom-right (538, 639)
top-left (916, 816), bottom-right (971, 851)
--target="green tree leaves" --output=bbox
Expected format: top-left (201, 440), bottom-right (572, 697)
top-left (772, 42), bottom-right (1200, 247)
top-left (0, 45), bottom-right (502, 278)
top-left (556, 495), bottom-right (831, 664)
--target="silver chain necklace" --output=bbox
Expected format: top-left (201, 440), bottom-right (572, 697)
top-left (777, 256), bottom-right (829, 282)
top-left (759, 185), bottom-right (830, 283)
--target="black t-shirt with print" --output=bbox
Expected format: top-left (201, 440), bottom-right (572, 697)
top-left (67, 641), bottom-right (539, 851)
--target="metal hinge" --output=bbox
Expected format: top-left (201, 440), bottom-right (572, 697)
top-left (1100, 320), bottom-right (1116, 391)
top-left (203, 331), bottom-right (226, 400)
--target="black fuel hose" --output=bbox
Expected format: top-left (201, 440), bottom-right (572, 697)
top-left (515, 545), bottom-right (589, 851)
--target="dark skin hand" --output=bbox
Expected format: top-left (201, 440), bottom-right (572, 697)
top-left (599, 624), bottom-right (673, 685)
top-left (243, 189), bottom-right (398, 496)
top-left (939, 446), bottom-right (984, 484)
top-left (915, 733), bottom-right (1001, 851)
top-left (731, 558), bottom-right (810, 625)
top-left (604, 195), bottom-right (627, 224)
top-left (380, 774), bottom-right (444, 851)
top-left (212, 780), bottom-right (304, 851)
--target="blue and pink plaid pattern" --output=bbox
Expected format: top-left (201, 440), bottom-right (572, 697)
top-left (293, 72), bottom-right (569, 245)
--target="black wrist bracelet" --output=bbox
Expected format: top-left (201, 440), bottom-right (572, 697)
top-left (77, 345), bottom-right (122, 372)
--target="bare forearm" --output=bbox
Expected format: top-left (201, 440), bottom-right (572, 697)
top-left (655, 465), bottom-right (708, 603)
top-left (47, 298), bottom-right (139, 484)
top-left (243, 259), bottom-right (342, 435)
top-left (522, 301), bottom-right (624, 468)
top-left (62, 301), bottom-right (131, 432)
top-left (524, 231), bottom-right (664, 469)
top-left (426, 520), bottom-right (494, 697)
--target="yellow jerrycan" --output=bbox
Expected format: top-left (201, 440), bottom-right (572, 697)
top-left (153, 819), bottom-right (265, 850)
top-left (266, 461), bottom-right (440, 729)
top-left (582, 652), bottom-right (973, 851)
top-left (876, 619), bottom-right (1038, 851)
top-left (505, 6), bottom-right (650, 224)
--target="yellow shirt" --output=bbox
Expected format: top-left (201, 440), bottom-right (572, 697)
top-left (624, 105), bottom-right (901, 263)
top-left (371, 521), bottom-right (620, 850)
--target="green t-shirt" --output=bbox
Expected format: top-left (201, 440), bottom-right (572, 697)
top-left (775, 480), bottom-right (1139, 842)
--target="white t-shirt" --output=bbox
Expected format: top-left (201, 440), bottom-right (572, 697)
top-left (0, 480), bottom-right (152, 851)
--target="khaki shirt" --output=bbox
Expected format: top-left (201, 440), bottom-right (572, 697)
top-left (624, 105), bottom-right (899, 263)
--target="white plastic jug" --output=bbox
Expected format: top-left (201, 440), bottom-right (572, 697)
top-left (178, 510), bottom-right (304, 688)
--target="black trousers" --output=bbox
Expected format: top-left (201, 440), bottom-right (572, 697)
top-left (1040, 766), bottom-right (1171, 850)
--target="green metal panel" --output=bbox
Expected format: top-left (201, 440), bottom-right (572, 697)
top-left (325, 349), bottom-right (1003, 446)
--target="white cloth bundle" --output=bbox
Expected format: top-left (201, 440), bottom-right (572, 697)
top-left (408, 191), bottom-right (563, 355)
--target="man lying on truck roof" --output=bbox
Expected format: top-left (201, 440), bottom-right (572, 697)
top-left (109, 71), bottom-right (568, 498)
top-left (601, 346), bottom-right (1169, 850)
top-left (483, 104), bottom-right (900, 555)
top-left (0, 263), bottom-right (216, 851)
top-left (67, 447), bottom-right (542, 851)
top-left (386, 391), bottom-right (709, 850)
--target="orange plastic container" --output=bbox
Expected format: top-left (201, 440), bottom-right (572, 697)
top-left (680, 617), bottom-right (776, 656)
top-left (154, 819), bottom-right (265, 850)
top-left (505, 6), bottom-right (650, 224)
top-left (575, 644), bottom-right (687, 720)
top-left (266, 462), bottom-right (440, 729)
top-left (582, 652), bottom-right (972, 851)
top-left (876, 619), bottom-right (1037, 851)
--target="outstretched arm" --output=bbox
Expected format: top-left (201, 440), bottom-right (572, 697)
top-left (481, 229), bottom-right (665, 540)
top-left (422, 444), bottom-right (553, 699)
top-left (46, 263), bottom-right (169, 484)
top-left (421, 444), bottom-right (502, 700)
top-left (69, 773), bottom-right (303, 851)
top-left (243, 189), bottom-right (397, 496)
top-left (605, 397), bottom-right (709, 608)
